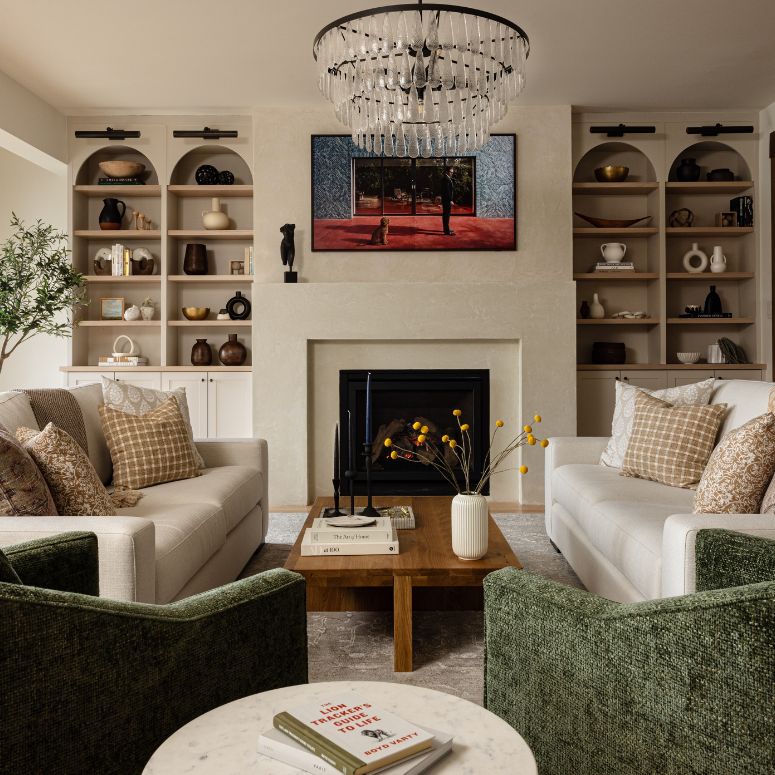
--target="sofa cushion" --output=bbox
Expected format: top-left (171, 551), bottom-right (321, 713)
top-left (0, 427), bottom-right (57, 516)
top-left (67, 383), bottom-right (111, 485)
top-left (0, 547), bottom-right (22, 584)
top-left (0, 391), bottom-right (38, 435)
top-left (712, 379), bottom-right (775, 438)
top-left (136, 466), bottom-right (261, 533)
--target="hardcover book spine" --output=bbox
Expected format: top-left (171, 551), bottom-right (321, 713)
top-left (274, 712), bottom-right (360, 775)
top-left (301, 540), bottom-right (399, 556)
top-left (310, 529), bottom-right (394, 543)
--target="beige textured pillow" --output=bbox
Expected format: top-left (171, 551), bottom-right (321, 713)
top-left (621, 392), bottom-right (727, 489)
top-left (101, 377), bottom-right (205, 469)
top-left (0, 427), bottom-right (57, 516)
top-left (100, 397), bottom-right (200, 491)
top-left (16, 424), bottom-right (116, 516)
top-left (600, 378), bottom-right (715, 469)
top-left (695, 413), bottom-right (775, 514)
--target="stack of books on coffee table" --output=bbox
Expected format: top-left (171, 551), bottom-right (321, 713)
top-left (300, 517), bottom-right (399, 556)
top-left (258, 695), bottom-right (453, 774)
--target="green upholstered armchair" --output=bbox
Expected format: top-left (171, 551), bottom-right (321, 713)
top-left (0, 532), bottom-right (308, 775)
top-left (484, 529), bottom-right (775, 775)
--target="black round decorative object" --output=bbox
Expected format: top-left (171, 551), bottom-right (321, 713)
top-left (195, 164), bottom-right (219, 185)
top-left (675, 158), bottom-right (701, 182)
top-left (218, 170), bottom-right (235, 185)
top-left (707, 168), bottom-right (735, 182)
top-left (226, 291), bottom-right (251, 320)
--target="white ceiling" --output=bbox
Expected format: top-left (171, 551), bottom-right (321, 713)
top-left (0, 0), bottom-right (774, 112)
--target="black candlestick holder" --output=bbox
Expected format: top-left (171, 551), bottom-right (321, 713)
top-left (359, 442), bottom-right (381, 518)
top-left (329, 477), bottom-right (345, 516)
top-left (344, 468), bottom-right (357, 516)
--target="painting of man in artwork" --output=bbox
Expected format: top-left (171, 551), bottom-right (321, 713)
top-left (311, 134), bottom-right (516, 252)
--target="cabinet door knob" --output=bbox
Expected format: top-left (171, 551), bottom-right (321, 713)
top-left (623, 376), bottom-right (630, 381)
top-left (209, 378), bottom-right (213, 383)
top-left (201, 378), bottom-right (205, 382)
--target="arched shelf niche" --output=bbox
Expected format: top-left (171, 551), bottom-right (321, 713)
top-left (574, 142), bottom-right (656, 183)
top-left (75, 145), bottom-right (159, 186)
top-left (169, 145), bottom-right (253, 186)
top-left (668, 141), bottom-right (751, 182)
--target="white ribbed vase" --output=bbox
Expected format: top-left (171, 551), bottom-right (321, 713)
top-left (451, 493), bottom-right (489, 561)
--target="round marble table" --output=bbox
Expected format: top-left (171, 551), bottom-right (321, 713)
top-left (143, 681), bottom-right (537, 774)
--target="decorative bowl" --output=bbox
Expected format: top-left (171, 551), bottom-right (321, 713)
top-left (182, 307), bottom-right (210, 321)
top-left (594, 165), bottom-right (629, 183)
top-left (575, 212), bottom-right (651, 228)
top-left (98, 160), bottom-right (145, 179)
top-left (676, 352), bottom-right (702, 364)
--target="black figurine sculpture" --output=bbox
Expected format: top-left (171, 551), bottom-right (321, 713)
top-left (280, 223), bottom-right (297, 283)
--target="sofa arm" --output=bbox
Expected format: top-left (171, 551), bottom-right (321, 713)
top-left (0, 517), bottom-right (155, 602)
top-left (196, 437), bottom-right (268, 510)
top-left (662, 513), bottom-right (775, 597)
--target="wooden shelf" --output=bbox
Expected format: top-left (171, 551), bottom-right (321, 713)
top-left (168, 320), bottom-right (252, 327)
top-left (667, 317), bottom-right (754, 325)
top-left (83, 275), bottom-right (161, 283)
top-left (577, 318), bottom-right (658, 325)
top-left (60, 365), bottom-right (252, 372)
top-left (666, 227), bottom-right (753, 237)
top-left (572, 182), bottom-right (658, 195)
top-left (573, 228), bottom-right (658, 237)
top-left (168, 274), bottom-right (254, 283)
top-left (77, 320), bottom-right (161, 327)
top-left (74, 230), bottom-right (161, 239)
top-left (578, 363), bottom-right (766, 371)
top-left (168, 230), bottom-right (253, 240)
top-left (74, 185), bottom-right (161, 197)
top-left (167, 185), bottom-right (253, 197)
top-left (574, 272), bottom-right (658, 280)
top-left (666, 272), bottom-right (754, 280)
top-left (665, 181), bottom-right (753, 194)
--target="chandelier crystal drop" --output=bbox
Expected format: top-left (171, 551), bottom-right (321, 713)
top-left (313, 2), bottom-right (529, 156)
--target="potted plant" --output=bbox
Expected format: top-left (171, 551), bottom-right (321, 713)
top-left (384, 411), bottom-right (548, 560)
top-left (0, 215), bottom-right (86, 374)
top-left (140, 297), bottom-right (155, 321)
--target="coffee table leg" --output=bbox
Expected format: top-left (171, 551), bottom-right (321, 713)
top-left (393, 575), bottom-right (413, 672)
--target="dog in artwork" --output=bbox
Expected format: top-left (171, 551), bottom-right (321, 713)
top-left (370, 217), bottom-right (390, 245)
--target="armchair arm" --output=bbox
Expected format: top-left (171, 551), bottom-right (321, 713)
top-left (3, 532), bottom-right (98, 595)
top-left (0, 568), bottom-right (306, 775)
top-left (696, 529), bottom-right (775, 591)
top-left (662, 513), bottom-right (775, 597)
top-left (196, 437), bottom-right (268, 510)
top-left (484, 567), bottom-right (775, 775)
top-left (0, 517), bottom-right (155, 602)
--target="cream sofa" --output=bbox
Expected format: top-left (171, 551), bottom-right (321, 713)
top-left (546, 379), bottom-right (775, 603)
top-left (0, 384), bottom-right (268, 603)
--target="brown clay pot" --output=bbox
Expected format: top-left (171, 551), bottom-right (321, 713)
top-left (218, 334), bottom-right (247, 366)
top-left (191, 338), bottom-right (212, 366)
top-left (183, 243), bottom-right (208, 275)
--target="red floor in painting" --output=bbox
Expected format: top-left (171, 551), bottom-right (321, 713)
top-left (313, 216), bottom-right (515, 250)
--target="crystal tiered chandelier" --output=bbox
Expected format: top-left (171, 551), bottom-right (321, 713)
top-left (313, 2), bottom-right (529, 157)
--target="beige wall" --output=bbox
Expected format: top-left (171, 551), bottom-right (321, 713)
top-left (0, 146), bottom-right (68, 390)
top-left (760, 101), bottom-right (774, 377)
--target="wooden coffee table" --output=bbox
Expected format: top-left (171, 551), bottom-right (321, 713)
top-left (285, 496), bottom-right (521, 672)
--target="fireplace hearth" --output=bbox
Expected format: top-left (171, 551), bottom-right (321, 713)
top-left (340, 369), bottom-right (490, 495)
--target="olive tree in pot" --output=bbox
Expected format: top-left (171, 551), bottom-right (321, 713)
top-left (0, 214), bottom-right (86, 374)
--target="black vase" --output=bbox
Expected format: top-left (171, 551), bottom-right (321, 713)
top-left (99, 197), bottom-right (126, 230)
top-left (579, 300), bottom-right (590, 319)
top-left (183, 243), bottom-right (208, 275)
top-left (191, 339), bottom-right (212, 366)
top-left (676, 158), bottom-right (701, 182)
top-left (226, 290), bottom-right (251, 320)
top-left (704, 285), bottom-right (723, 315)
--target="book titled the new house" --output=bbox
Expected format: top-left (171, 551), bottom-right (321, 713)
top-left (274, 698), bottom-right (433, 775)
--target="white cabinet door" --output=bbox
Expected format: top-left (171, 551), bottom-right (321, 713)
top-left (207, 373), bottom-right (252, 439)
top-left (577, 371), bottom-right (619, 437)
top-left (67, 371), bottom-right (112, 387)
top-left (620, 370), bottom-right (669, 392)
top-left (162, 372), bottom-right (208, 439)
top-left (113, 372), bottom-right (162, 391)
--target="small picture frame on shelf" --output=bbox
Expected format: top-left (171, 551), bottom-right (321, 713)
top-left (100, 297), bottom-right (125, 320)
top-left (230, 259), bottom-right (245, 275)
top-left (715, 211), bottom-right (738, 228)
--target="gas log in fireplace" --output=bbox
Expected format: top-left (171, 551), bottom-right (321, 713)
top-left (339, 369), bottom-right (490, 496)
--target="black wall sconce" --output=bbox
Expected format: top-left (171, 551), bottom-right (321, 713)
top-left (172, 127), bottom-right (239, 139)
top-left (74, 127), bottom-right (140, 140)
top-left (686, 123), bottom-right (754, 137)
top-left (590, 124), bottom-right (656, 138)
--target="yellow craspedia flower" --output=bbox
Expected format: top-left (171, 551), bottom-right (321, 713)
top-left (460, 423), bottom-right (470, 431)
top-left (390, 450), bottom-right (398, 459)
top-left (384, 438), bottom-right (393, 448)
top-left (527, 435), bottom-right (536, 446)
top-left (412, 421), bottom-right (422, 431)
top-left (452, 409), bottom-right (462, 417)
top-left (449, 439), bottom-right (458, 448)
top-left (441, 434), bottom-right (449, 443)
top-left (418, 434), bottom-right (427, 443)
top-left (495, 420), bottom-right (504, 428)
top-left (421, 425), bottom-right (429, 434)
top-left (540, 439), bottom-right (549, 448)
top-left (523, 424), bottom-right (532, 434)
top-left (534, 414), bottom-right (542, 423)
top-left (519, 465), bottom-right (528, 475)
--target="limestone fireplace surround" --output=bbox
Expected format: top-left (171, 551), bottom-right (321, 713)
top-left (254, 281), bottom-right (575, 506)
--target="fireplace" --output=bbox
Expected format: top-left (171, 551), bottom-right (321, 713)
top-left (339, 369), bottom-right (490, 495)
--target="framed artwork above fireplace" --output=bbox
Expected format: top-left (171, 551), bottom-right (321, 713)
top-left (312, 134), bottom-right (516, 252)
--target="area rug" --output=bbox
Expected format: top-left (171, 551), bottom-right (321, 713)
top-left (241, 512), bottom-right (582, 706)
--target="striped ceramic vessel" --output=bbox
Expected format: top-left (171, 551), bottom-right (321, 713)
top-left (451, 493), bottom-right (489, 561)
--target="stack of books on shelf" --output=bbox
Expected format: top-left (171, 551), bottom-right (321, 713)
top-left (300, 516), bottom-right (399, 556)
top-left (98, 177), bottom-right (145, 185)
top-left (97, 355), bottom-right (149, 367)
top-left (593, 261), bottom-right (635, 273)
top-left (259, 696), bottom-right (453, 774)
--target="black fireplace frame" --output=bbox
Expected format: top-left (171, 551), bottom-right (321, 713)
top-left (339, 369), bottom-right (490, 496)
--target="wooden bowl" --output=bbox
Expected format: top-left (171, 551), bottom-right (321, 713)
top-left (98, 160), bottom-right (145, 179)
top-left (575, 212), bottom-right (651, 228)
top-left (594, 165), bottom-right (629, 182)
top-left (182, 307), bottom-right (210, 321)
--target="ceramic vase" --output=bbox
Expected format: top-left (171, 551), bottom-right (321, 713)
top-left (98, 197), bottom-right (126, 230)
top-left (202, 197), bottom-right (230, 230)
top-left (191, 339), bottom-right (212, 366)
top-left (589, 293), bottom-right (605, 319)
top-left (600, 242), bottom-right (626, 263)
top-left (140, 304), bottom-right (154, 321)
top-left (682, 243), bottom-right (708, 274)
top-left (123, 304), bottom-right (141, 321)
top-left (451, 493), bottom-right (489, 561)
top-left (219, 334), bottom-right (247, 366)
top-left (710, 246), bottom-right (727, 273)
top-left (183, 243), bottom-right (208, 275)
top-left (676, 158), bottom-right (701, 182)
top-left (579, 300), bottom-right (590, 319)
top-left (704, 285), bottom-right (722, 315)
